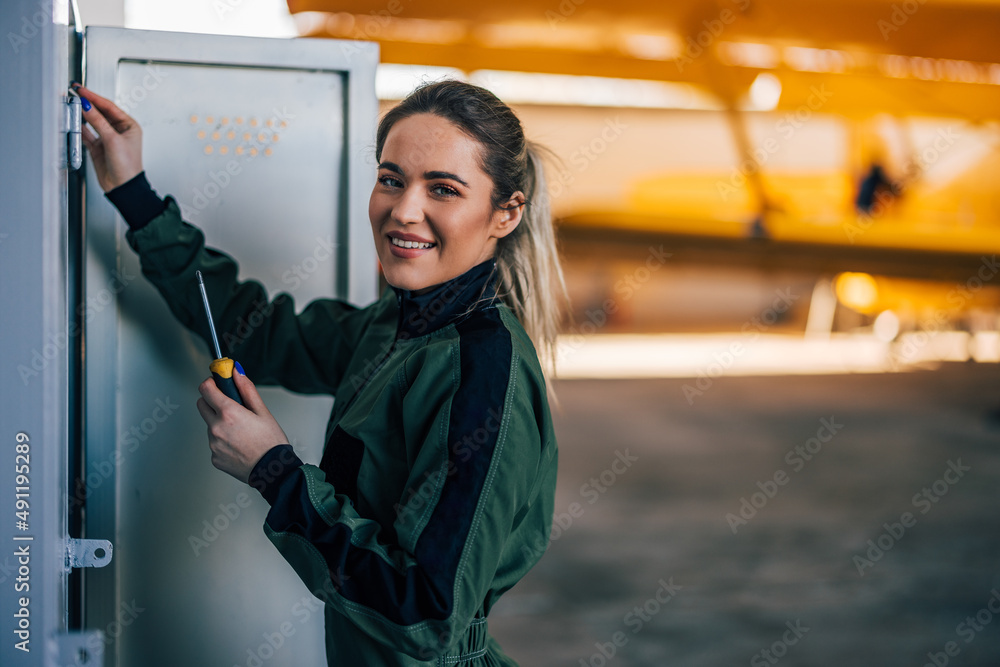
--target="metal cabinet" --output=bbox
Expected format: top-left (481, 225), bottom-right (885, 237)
top-left (1, 4), bottom-right (378, 665)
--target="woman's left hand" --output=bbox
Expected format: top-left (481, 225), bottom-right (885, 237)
top-left (196, 371), bottom-right (290, 483)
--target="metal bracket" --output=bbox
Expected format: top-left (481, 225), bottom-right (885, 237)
top-left (54, 631), bottom-right (105, 666)
top-left (65, 538), bottom-right (113, 570)
top-left (64, 95), bottom-right (83, 171)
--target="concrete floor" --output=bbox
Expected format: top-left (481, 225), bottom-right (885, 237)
top-left (488, 363), bottom-right (1000, 667)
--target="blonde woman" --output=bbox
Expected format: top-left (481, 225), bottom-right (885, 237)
top-left (75, 78), bottom-right (566, 666)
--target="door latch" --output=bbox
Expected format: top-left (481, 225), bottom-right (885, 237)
top-left (65, 538), bottom-right (112, 571)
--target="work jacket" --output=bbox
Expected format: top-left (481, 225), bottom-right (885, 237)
top-left (111, 174), bottom-right (558, 666)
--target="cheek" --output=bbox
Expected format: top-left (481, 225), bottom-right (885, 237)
top-left (368, 190), bottom-right (380, 226)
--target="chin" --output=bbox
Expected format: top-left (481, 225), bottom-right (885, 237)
top-left (381, 262), bottom-right (435, 293)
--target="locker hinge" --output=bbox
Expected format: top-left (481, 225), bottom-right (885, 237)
top-left (64, 95), bottom-right (83, 171)
top-left (54, 631), bottom-right (105, 666)
top-left (65, 538), bottom-right (113, 571)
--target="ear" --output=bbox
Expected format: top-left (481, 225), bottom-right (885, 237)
top-left (490, 191), bottom-right (525, 240)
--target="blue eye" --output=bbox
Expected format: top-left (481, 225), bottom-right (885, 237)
top-left (378, 174), bottom-right (402, 188)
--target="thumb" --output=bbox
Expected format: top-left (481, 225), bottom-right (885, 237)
top-left (232, 369), bottom-right (268, 415)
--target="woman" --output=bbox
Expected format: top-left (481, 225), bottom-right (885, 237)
top-left (74, 79), bottom-right (565, 666)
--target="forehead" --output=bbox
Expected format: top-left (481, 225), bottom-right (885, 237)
top-left (381, 113), bottom-right (485, 177)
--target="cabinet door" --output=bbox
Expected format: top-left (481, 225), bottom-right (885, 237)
top-left (83, 26), bottom-right (377, 667)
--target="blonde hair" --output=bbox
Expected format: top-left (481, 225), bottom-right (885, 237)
top-left (376, 80), bottom-right (568, 380)
top-left (494, 141), bottom-right (568, 378)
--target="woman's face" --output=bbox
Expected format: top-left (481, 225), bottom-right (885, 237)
top-left (369, 113), bottom-right (523, 293)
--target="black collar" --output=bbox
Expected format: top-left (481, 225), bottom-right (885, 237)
top-left (391, 258), bottom-right (500, 339)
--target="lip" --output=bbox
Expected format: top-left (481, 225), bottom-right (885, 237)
top-left (386, 231), bottom-right (436, 259)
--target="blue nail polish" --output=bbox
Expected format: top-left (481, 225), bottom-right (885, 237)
top-left (234, 361), bottom-right (246, 376)
top-left (80, 96), bottom-right (91, 112)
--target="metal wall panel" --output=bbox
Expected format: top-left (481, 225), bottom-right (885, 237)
top-left (82, 27), bottom-right (377, 667)
top-left (0, 2), bottom-right (76, 666)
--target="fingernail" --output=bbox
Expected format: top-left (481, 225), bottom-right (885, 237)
top-left (234, 361), bottom-right (246, 376)
top-left (80, 96), bottom-right (91, 112)
top-left (71, 81), bottom-right (81, 89)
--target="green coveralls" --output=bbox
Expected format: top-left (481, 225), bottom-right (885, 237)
top-left (122, 195), bottom-right (558, 666)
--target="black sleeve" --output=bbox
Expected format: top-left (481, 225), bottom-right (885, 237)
top-left (104, 171), bottom-right (167, 231)
top-left (248, 445), bottom-right (304, 505)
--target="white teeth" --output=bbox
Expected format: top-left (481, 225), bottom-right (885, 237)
top-left (390, 236), bottom-right (433, 249)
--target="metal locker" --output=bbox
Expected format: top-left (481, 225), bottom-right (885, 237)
top-left (1, 3), bottom-right (379, 664)
top-left (82, 26), bottom-right (378, 667)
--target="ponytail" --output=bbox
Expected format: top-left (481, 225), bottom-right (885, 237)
top-left (495, 142), bottom-right (568, 379)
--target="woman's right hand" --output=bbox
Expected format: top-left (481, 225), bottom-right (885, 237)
top-left (72, 83), bottom-right (145, 193)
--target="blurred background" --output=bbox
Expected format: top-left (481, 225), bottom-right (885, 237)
top-left (77, 0), bottom-right (1000, 664)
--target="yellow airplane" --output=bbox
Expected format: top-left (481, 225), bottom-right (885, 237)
top-left (287, 0), bottom-right (1000, 319)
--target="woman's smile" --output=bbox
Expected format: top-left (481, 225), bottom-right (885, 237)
top-left (369, 113), bottom-right (519, 293)
top-left (387, 230), bottom-right (436, 257)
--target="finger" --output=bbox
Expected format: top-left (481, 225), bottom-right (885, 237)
top-left (80, 125), bottom-right (100, 152)
top-left (232, 371), bottom-right (268, 415)
top-left (195, 397), bottom-right (217, 425)
top-left (79, 98), bottom-right (120, 141)
top-left (72, 83), bottom-right (138, 133)
top-left (198, 376), bottom-right (232, 413)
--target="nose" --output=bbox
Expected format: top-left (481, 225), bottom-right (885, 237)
top-left (392, 184), bottom-right (425, 225)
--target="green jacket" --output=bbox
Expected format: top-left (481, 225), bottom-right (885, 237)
top-left (122, 194), bottom-right (558, 666)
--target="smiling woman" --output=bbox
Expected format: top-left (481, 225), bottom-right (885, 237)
top-left (75, 77), bottom-right (567, 666)
top-left (373, 81), bottom-right (568, 369)
top-left (370, 113), bottom-right (517, 290)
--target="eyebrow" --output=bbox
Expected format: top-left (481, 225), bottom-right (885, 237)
top-left (377, 161), bottom-right (469, 188)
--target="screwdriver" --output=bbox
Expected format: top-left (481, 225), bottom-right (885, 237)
top-left (196, 271), bottom-right (243, 405)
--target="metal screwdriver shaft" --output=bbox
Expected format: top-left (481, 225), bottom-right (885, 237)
top-left (196, 271), bottom-right (223, 359)
top-left (196, 271), bottom-right (243, 405)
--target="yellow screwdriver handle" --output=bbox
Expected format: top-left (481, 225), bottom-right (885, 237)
top-left (209, 357), bottom-right (243, 405)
